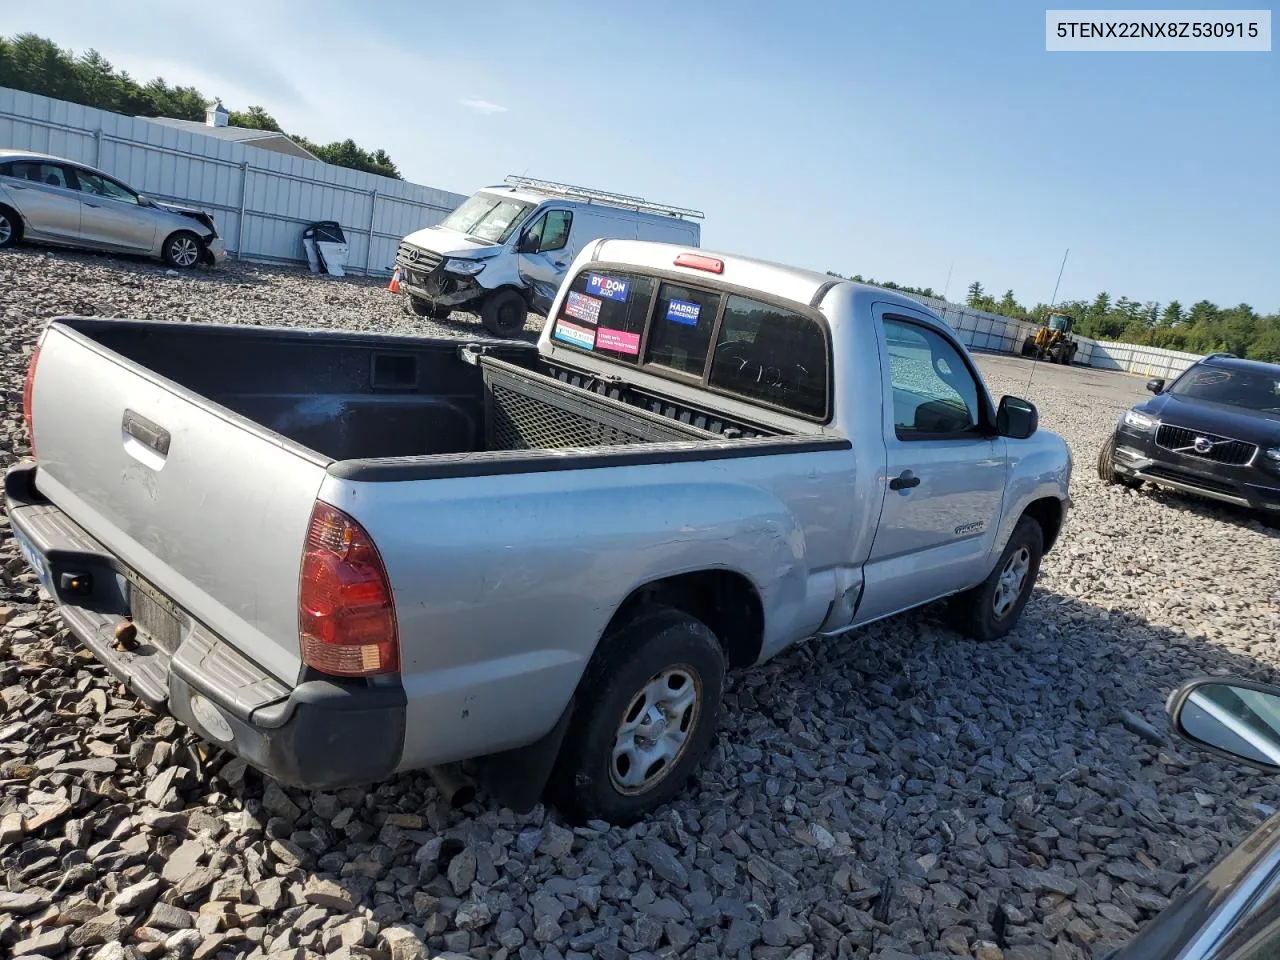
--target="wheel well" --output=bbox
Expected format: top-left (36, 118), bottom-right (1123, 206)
top-left (606, 570), bottom-right (764, 669)
top-left (1022, 496), bottom-right (1064, 552)
top-left (0, 203), bottom-right (24, 240)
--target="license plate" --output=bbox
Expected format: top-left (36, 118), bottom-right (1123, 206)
top-left (11, 524), bottom-right (53, 594)
top-left (126, 571), bottom-right (183, 654)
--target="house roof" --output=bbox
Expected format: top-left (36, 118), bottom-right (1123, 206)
top-left (143, 117), bottom-right (318, 161)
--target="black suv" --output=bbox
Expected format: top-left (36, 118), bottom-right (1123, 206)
top-left (1098, 354), bottom-right (1280, 515)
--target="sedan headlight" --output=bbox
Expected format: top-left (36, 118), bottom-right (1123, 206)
top-left (443, 258), bottom-right (485, 277)
top-left (1265, 447), bottom-right (1280, 463)
top-left (1122, 410), bottom-right (1156, 432)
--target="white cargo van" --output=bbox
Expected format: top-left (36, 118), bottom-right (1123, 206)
top-left (395, 176), bottom-right (703, 336)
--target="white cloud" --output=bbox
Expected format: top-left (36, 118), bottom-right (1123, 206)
top-left (458, 98), bottom-right (509, 115)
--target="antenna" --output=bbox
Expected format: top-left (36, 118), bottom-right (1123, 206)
top-left (1024, 248), bottom-right (1070, 393)
top-left (942, 260), bottom-right (955, 302)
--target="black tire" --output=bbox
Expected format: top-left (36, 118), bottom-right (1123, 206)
top-left (431, 306), bottom-right (453, 321)
top-left (480, 289), bottom-right (528, 337)
top-left (1097, 434), bottom-right (1143, 488)
top-left (947, 517), bottom-right (1044, 641)
top-left (407, 295), bottom-right (432, 317)
top-left (0, 205), bottom-right (21, 249)
top-left (162, 230), bottom-right (204, 269)
top-left (550, 605), bottom-right (726, 825)
top-left (1020, 338), bottom-right (1036, 358)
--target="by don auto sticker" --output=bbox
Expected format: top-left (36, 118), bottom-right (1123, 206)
top-left (586, 274), bottom-right (630, 301)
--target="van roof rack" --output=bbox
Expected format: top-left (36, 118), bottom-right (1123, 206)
top-left (499, 175), bottom-right (705, 220)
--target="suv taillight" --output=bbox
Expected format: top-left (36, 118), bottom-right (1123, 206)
top-left (298, 501), bottom-right (399, 677)
top-left (22, 343), bottom-right (40, 458)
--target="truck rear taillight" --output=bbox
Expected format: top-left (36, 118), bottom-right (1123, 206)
top-left (22, 343), bottom-right (40, 458)
top-left (298, 501), bottom-right (400, 677)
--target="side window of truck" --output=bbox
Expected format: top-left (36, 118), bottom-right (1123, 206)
top-left (884, 318), bottom-right (982, 438)
top-left (709, 296), bottom-right (828, 418)
top-left (552, 270), bottom-right (655, 362)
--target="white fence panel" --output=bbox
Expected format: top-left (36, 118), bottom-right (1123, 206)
top-left (0, 86), bottom-right (467, 274)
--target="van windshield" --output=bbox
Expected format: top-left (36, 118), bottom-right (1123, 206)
top-left (440, 193), bottom-right (533, 244)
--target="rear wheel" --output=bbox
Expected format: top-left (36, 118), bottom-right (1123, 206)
top-left (480, 289), bottom-right (528, 338)
top-left (550, 605), bottom-right (725, 824)
top-left (0, 205), bottom-right (21, 248)
top-left (163, 231), bottom-right (203, 269)
top-left (1097, 434), bottom-right (1143, 488)
top-left (947, 517), bottom-right (1043, 641)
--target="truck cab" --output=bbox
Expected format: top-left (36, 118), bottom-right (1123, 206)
top-left (396, 175), bottom-right (703, 337)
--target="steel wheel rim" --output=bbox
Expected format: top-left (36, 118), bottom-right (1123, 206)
top-left (610, 665), bottom-right (701, 795)
top-left (170, 237), bottom-right (199, 267)
top-left (992, 546), bottom-right (1031, 618)
top-left (0, 215), bottom-right (11, 245)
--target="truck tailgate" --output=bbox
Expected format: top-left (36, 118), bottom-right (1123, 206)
top-left (29, 322), bottom-right (329, 684)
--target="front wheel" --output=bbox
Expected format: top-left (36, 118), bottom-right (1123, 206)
top-left (1097, 434), bottom-right (1143, 488)
top-left (550, 606), bottom-right (726, 824)
top-left (480, 289), bottom-right (528, 337)
top-left (163, 231), bottom-right (204, 269)
top-left (947, 517), bottom-right (1044, 641)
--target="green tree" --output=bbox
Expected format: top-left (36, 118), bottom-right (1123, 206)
top-left (966, 282), bottom-right (985, 307)
top-left (1, 32), bottom-right (402, 179)
top-left (1161, 300), bottom-right (1184, 326)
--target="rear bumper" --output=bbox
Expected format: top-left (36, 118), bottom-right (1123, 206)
top-left (3, 463), bottom-right (404, 789)
top-left (1112, 427), bottom-right (1280, 512)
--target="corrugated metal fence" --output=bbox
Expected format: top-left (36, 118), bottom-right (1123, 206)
top-left (0, 86), bottom-right (467, 275)
top-left (883, 290), bottom-right (1204, 380)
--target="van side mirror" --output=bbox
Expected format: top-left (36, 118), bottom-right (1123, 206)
top-left (1146, 378), bottom-right (1165, 394)
top-left (996, 396), bottom-right (1038, 439)
top-left (517, 231), bottom-right (540, 255)
top-left (1168, 677), bottom-right (1280, 773)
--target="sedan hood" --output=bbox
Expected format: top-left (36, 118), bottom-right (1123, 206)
top-left (1142, 394), bottom-right (1280, 447)
top-left (401, 224), bottom-right (505, 261)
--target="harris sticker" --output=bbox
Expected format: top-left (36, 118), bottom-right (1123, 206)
top-left (666, 298), bottom-right (701, 326)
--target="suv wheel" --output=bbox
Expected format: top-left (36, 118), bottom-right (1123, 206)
top-left (1098, 434), bottom-right (1143, 488)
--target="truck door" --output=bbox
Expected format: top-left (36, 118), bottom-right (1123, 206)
top-left (516, 208), bottom-right (574, 314)
top-left (855, 309), bottom-right (1008, 624)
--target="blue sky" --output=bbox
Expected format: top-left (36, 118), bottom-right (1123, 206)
top-left (7, 1), bottom-right (1277, 310)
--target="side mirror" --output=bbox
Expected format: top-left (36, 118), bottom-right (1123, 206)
top-left (1168, 677), bottom-right (1280, 772)
top-left (996, 396), bottom-right (1038, 439)
top-left (1146, 378), bottom-right (1165, 394)
top-left (517, 231), bottom-right (540, 255)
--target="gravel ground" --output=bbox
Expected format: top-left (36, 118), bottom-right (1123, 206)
top-left (2, 248), bottom-right (1280, 960)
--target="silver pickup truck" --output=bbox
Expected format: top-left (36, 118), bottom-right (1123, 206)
top-left (8, 240), bottom-right (1071, 823)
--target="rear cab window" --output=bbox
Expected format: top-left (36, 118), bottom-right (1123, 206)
top-left (550, 266), bottom-right (830, 420)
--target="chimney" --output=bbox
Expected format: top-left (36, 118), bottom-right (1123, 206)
top-left (206, 98), bottom-right (229, 128)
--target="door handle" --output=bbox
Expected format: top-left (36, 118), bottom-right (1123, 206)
top-left (553, 260), bottom-right (567, 268)
top-left (889, 470), bottom-right (921, 491)
top-left (84, 203), bottom-right (100, 208)
top-left (122, 410), bottom-right (171, 471)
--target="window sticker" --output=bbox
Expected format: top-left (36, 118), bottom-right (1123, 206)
top-left (586, 273), bottom-right (630, 302)
top-left (563, 291), bottom-right (602, 325)
top-left (554, 321), bottom-right (596, 350)
top-left (666, 298), bottom-right (702, 326)
top-left (595, 328), bottom-right (641, 356)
